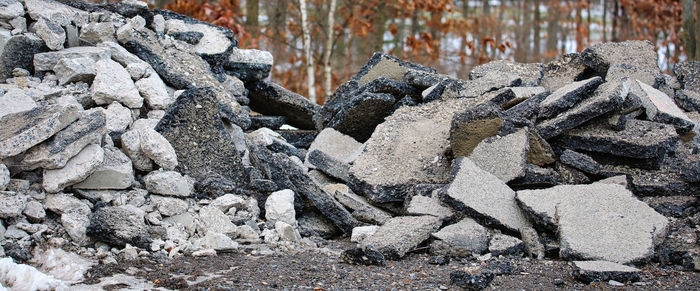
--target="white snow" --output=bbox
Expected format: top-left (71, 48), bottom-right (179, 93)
top-left (0, 257), bottom-right (67, 291)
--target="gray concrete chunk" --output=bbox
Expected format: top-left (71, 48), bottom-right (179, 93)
top-left (516, 183), bottom-right (669, 264)
top-left (0, 191), bottom-right (26, 219)
top-left (143, 170), bottom-right (192, 197)
top-left (430, 218), bottom-right (488, 257)
top-left (469, 128), bottom-right (530, 183)
top-left (538, 77), bottom-right (603, 120)
top-left (0, 88), bottom-right (37, 119)
top-left (537, 79), bottom-right (629, 139)
top-left (91, 58), bottom-right (143, 108)
top-left (573, 261), bottom-right (641, 284)
top-left (540, 53), bottom-right (591, 91)
top-left (636, 80), bottom-right (695, 133)
top-left (73, 146), bottom-right (134, 190)
top-left (21, 109), bottom-right (106, 170)
top-left (42, 144), bottom-right (104, 193)
top-left (673, 61), bottom-right (700, 94)
top-left (32, 17), bottom-right (66, 50)
top-left (674, 89), bottom-right (700, 112)
top-left (581, 40), bottom-right (659, 74)
top-left (362, 215), bottom-right (442, 259)
top-left (470, 60), bottom-right (544, 86)
top-left (53, 56), bottom-right (96, 85)
top-left (33, 46), bottom-right (110, 72)
top-left (442, 158), bottom-right (531, 233)
top-left (0, 104), bottom-right (81, 158)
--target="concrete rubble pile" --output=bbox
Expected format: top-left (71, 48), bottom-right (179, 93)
top-left (0, 0), bottom-right (698, 288)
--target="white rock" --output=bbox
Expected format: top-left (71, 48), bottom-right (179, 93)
top-left (152, 14), bottom-right (165, 34)
top-left (120, 129), bottom-right (152, 172)
top-left (125, 62), bottom-right (151, 80)
top-left (150, 195), bottom-right (188, 217)
top-left (91, 58), bottom-right (143, 108)
top-left (0, 163), bottom-right (8, 191)
top-left (143, 170), bottom-right (192, 197)
top-left (43, 144), bottom-right (104, 193)
top-left (236, 225), bottom-right (259, 240)
top-left (210, 194), bottom-right (246, 213)
top-left (0, 88), bottom-right (37, 119)
top-left (22, 200), bottom-right (45, 222)
top-left (33, 46), bottom-right (111, 72)
top-left (164, 18), bottom-right (231, 56)
top-left (135, 73), bottom-right (172, 110)
top-left (147, 110), bottom-right (166, 120)
top-left (275, 221), bottom-right (300, 242)
top-left (0, 0), bottom-right (24, 20)
top-left (44, 193), bottom-right (91, 244)
top-left (139, 127), bottom-right (177, 171)
top-left (24, 0), bottom-right (89, 27)
top-left (96, 42), bottom-right (144, 67)
top-left (78, 22), bottom-right (116, 44)
top-left (265, 189), bottom-right (296, 226)
top-left (198, 206), bottom-right (236, 235)
top-left (194, 231), bottom-right (238, 251)
top-left (350, 225), bottom-right (380, 243)
top-left (52, 56), bottom-right (95, 85)
top-left (0, 191), bottom-right (26, 219)
top-left (105, 102), bottom-right (132, 134)
top-left (192, 249), bottom-right (216, 257)
top-left (73, 146), bottom-right (134, 190)
top-left (32, 17), bottom-right (66, 50)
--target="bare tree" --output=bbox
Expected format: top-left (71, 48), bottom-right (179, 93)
top-left (299, 0), bottom-right (316, 103)
top-left (323, 0), bottom-right (338, 99)
top-left (246, 0), bottom-right (259, 38)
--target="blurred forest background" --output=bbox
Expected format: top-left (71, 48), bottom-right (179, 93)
top-left (145, 0), bottom-right (699, 104)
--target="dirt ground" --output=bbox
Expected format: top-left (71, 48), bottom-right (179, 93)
top-left (81, 240), bottom-right (700, 290)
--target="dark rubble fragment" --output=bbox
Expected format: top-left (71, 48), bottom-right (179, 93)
top-left (537, 76), bottom-right (603, 120)
top-left (340, 247), bottom-right (385, 266)
top-left (537, 79), bottom-right (629, 139)
top-left (559, 150), bottom-right (602, 175)
top-left (673, 61), bottom-right (700, 94)
top-left (540, 53), bottom-right (595, 91)
top-left (246, 80), bottom-right (319, 130)
top-left (674, 89), bottom-right (700, 112)
top-left (450, 270), bottom-right (495, 290)
top-left (0, 33), bottom-right (48, 82)
top-left (249, 115), bottom-right (287, 130)
top-left (277, 130), bottom-right (317, 149)
top-left (155, 87), bottom-right (249, 187)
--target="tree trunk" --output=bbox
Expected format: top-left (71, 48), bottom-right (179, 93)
top-left (602, 0), bottom-right (607, 42)
top-left (246, 0), bottom-right (260, 38)
top-left (612, 0), bottom-right (619, 41)
top-left (411, 8), bottom-right (419, 37)
top-left (516, 0), bottom-right (532, 62)
top-left (264, 0), bottom-right (288, 60)
top-left (683, 0), bottom-right (696, 60)
top-left (460, 0), bottom-right (469, 77)
top-left (299, 0), bottom-right (316, 103)
top-left (546, 0), bottom-right (559, 60)
top-left (323, 0), bottom-right (337, 100)
top-left (575, 3), bottom-right (583, 52)
top-left (533, 0), bottom-right (541, 61)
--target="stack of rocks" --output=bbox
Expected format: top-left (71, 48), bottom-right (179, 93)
top-left (0, 0), bottom-right (698, 288)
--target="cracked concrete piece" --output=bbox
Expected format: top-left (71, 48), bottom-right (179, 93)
top-left (0, 104), bottom-right (81, 159)
top-left (362, 215), bottom-right (442, 259)
top-left (469, 128), bottom-right (530, 183)
top-left (42, 144), bottom-right (104, 193)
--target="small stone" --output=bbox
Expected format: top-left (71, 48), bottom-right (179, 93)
top-left (73, 146), bottom-right (134, 190)
top-left (150, 195), bottom-right (188, 217)
top-left (0, 191), bottom-right (26, 219)
top-left (520, 227), bottom-right (545, 259)
top-left (22, 200), bottom-right (45, 222)
top-left (105, 102), bottom-right (132, 134)
top-left (361, 215), bottom-right (442, 259)
top-left (341, 247), bottom-right (385, 266)
top-left (0, 104), bottom-right (81, 159)
top-left (43, 144), bottom-right (104, 193)
top-left (210, 194), bottom-right (246, 213)
top-left (488, 234), bottom-right (525, 257)
top-left (135, 73), bottom-right (172, 110)
top-left (91, 58), bottom-right (143, 108)
top-left (350, 225), bottom-right (380, 243)
top-left (1, 33), bottom-right (48, 81)
top-left (79, 22), bottom-right (116, 45)
top-left (192, 249), bottom-right (217, 257)
top-left (573, 260), bottom-right (641, 284)
top-left (264, 189), bottom-right (296, 226)
top-left (275, 221), bottom-right (300, 242)
top-left (143, 170), bottom-right (192, 197)
top-left (152, 14), bottom-right (165, 34)
top-left (431, 218), bottom-right (488, 257)
top-left (32, 17), bottom-right (66, 50)
top-left (0, 0), bottom-right (24, 20)
top-left (139, 127), bottom-right (178, 171)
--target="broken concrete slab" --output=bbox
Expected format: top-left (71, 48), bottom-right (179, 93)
top-left (0, 191), bottom-right (26, 219)
top-left (430, 218), bottom-right (488, 257)
top-left (305, 130), bottom-right (363, 182)
top-left (0, 33), bottom-right (48, 81)
top-left (223, 48), bottom-right (273, 82)
top-left (245, 81), bottom-right (319, 130)
top-left (327, 184), bottom-right (392, 225)
top-left (20, 109), bottom-right (106, 170)
top-left (78, 22), bottom-right (117, 45)
top-left (673, 61), bottom-right (700, 93)
top-left (492, 87), bottom-right (547, 108)
top-left (581, 40), bottom-right (659, 74)
top-left (361, 215), bottom-right (442, 259)
top-left (52, 56), bottom-right (96, 85)
top-left (135, 73), bottom-right (172, 110)
top-left (605, 63), bottom-right (662, 87)
top-left (572, 261), bottom-right (641, 284)
top-left (249, 115), bottom-right (286, 131)
top-left (405, 190), bottom-right (453, 220)
top-left (553, 119), bottom-right (679, 161)
top-left (468, 128), bottom-right (530, 183)
top-left (0, 88), bottom-right (37, 119)
top-left (509, 164), bottom-right (560, 189)
top-left (42, 144), bottom-right (104, 193)
top-left (33, 46), bottom-right (111, 72)
top-left (469, 60), bottom-right (544, 87)
top-left (537, 77), bottom-right (603, 120)
top-left (143, 170), bottom-right (192, 197)
top-left (537, 79), bottom-right (629, 139)
top-left (559, 150), bottom-right (602, 175)
top-left (321, 91), bottom-right (397, 142)
top-left (526, 129), bottom-right (556, 166)
top-left (150, 194), bottom-right (188, 217)
top-left (73, 146), bottom-right (134, 190)
top-left (442, 158), bottom-right (531, 233)
top-left (540, 53), bottom-right (593, 91)
top-left (440, 72), bottom-right (522, 100)
top-left (488, 234), bottom-right (525, 257)
top-left (155, 87), bottom-right (248, 186)
top-left (450, 103), bottom-right (505, 157)
top-left (0, 104), bottom-right (81, 159)
top-left (32, 17), bottom-right (66, 51)
top-left (350, 98), bottom-right (482, 203)
top-left (636, 80), bottom-right (695, 133)
top-left (91, 58), bottom-right (143, 108)
top-left (516, 183), bottom-right (669, 264)
top-left (674, 89), bottom-right (700, 112)
top-left (120, 129), bottom-right (153, 172)
top-left (24, 0), bottom-right (89, 27)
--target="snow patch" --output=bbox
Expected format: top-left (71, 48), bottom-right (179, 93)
top-left (31, 248), bottom-right (94, 283)
top-left (0, 257), bottom-right (67, 291)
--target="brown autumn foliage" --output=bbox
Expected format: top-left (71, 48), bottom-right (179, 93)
top-left (158, 0), bottom-right (693, 104)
